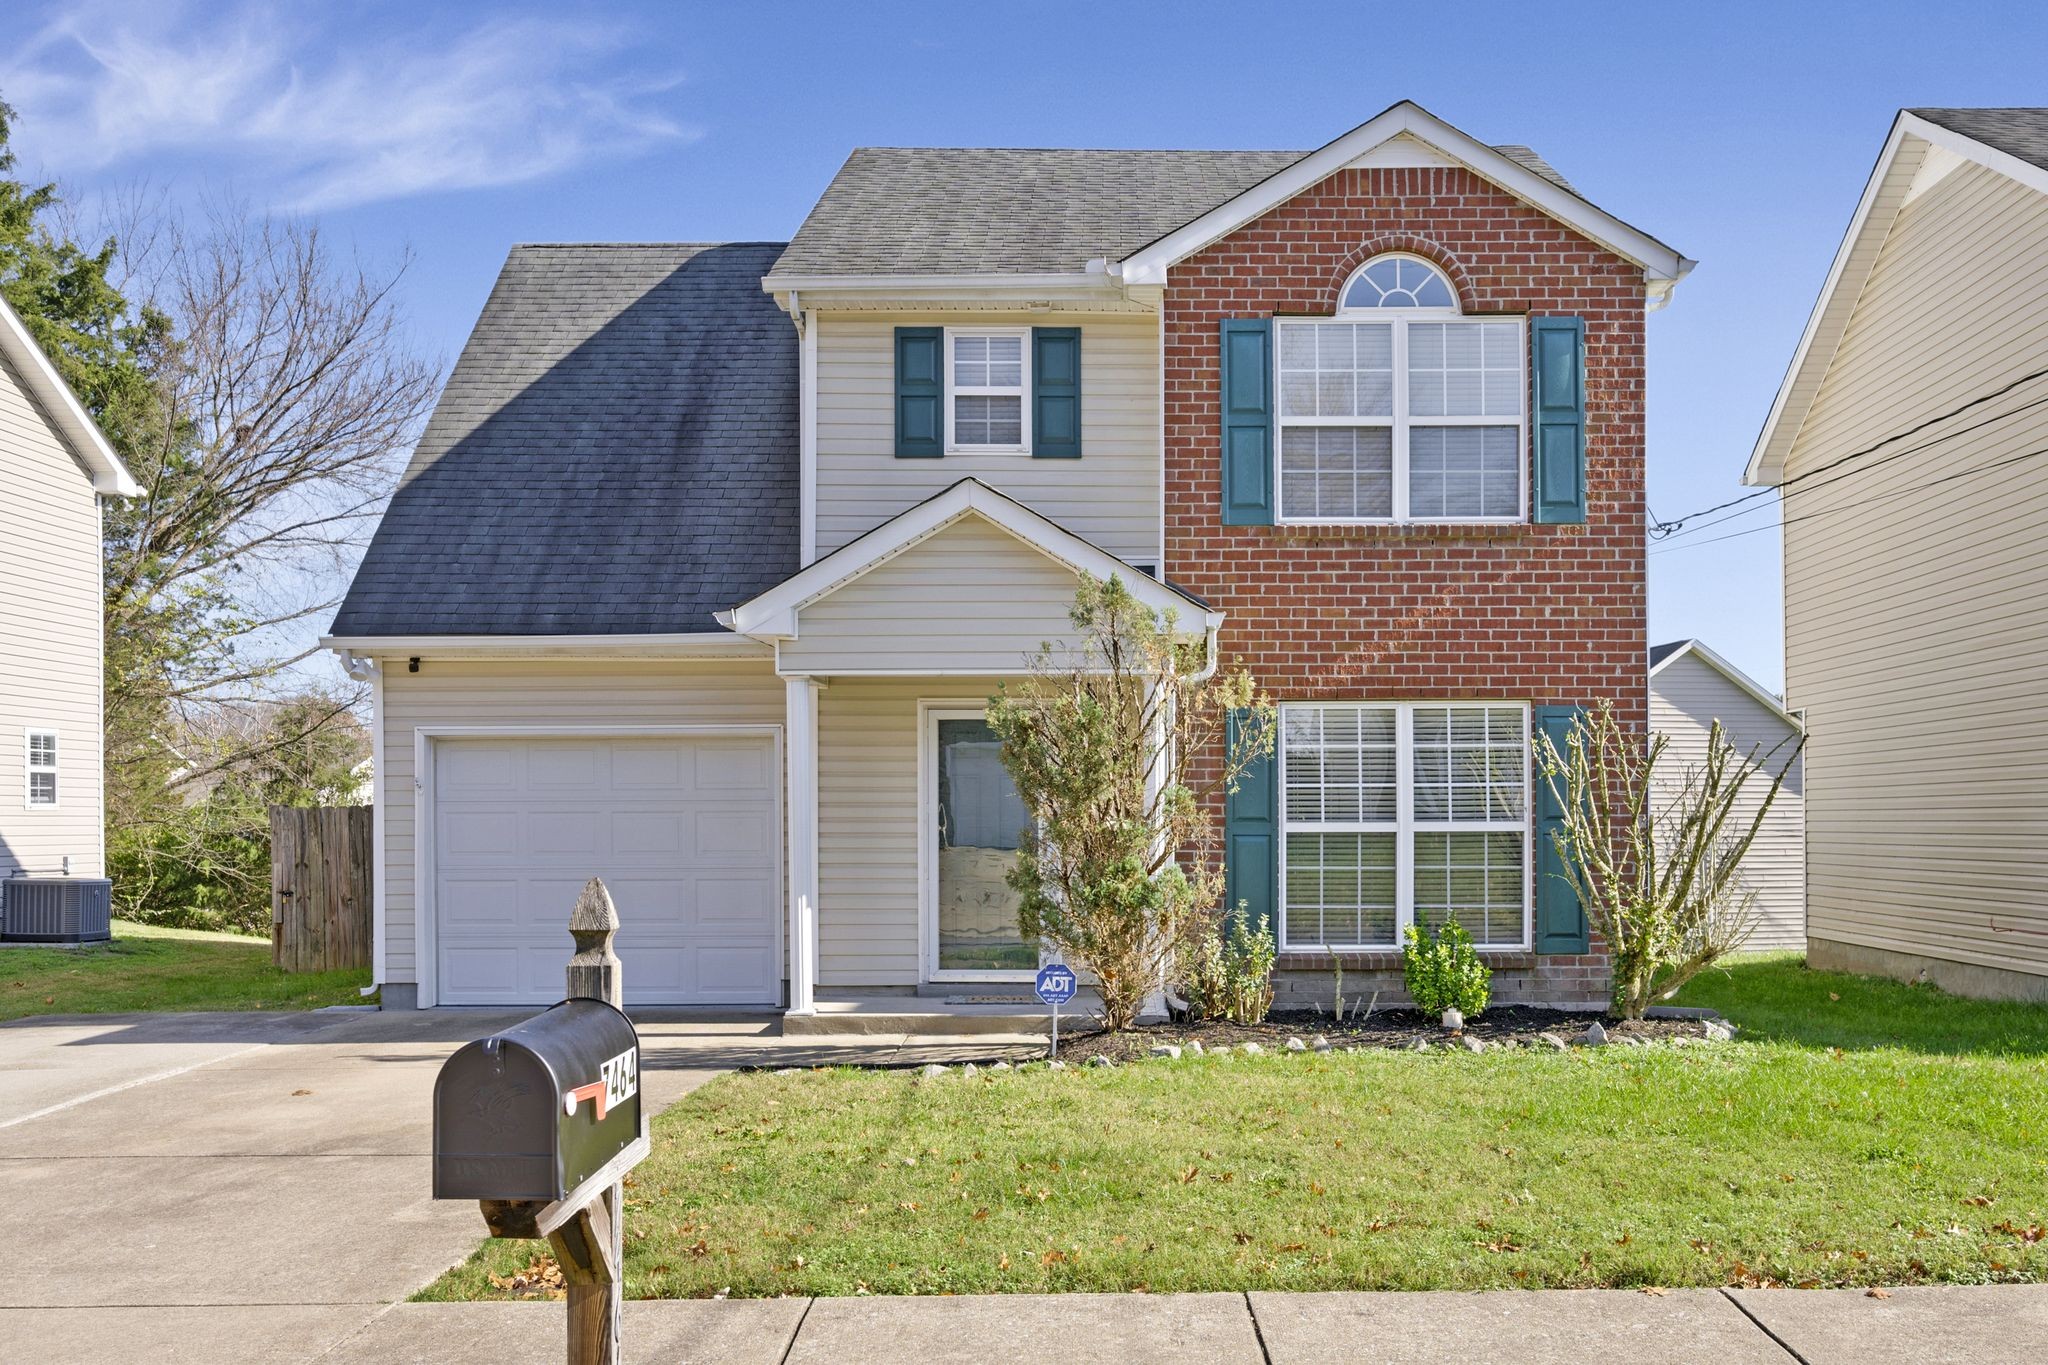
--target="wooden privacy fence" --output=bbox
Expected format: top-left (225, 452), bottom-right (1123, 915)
top-left (271, 805), bottom-right (373, 972)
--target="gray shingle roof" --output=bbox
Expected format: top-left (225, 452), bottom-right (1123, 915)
top-left (331, 243), bottom-right (797, 637)
top-left (1910, 108), bottom-right (2048, 173)
top-left (774, 143), bottom-right (1575, 278)
top-left (1649, 640), bottom-right (1693, 670)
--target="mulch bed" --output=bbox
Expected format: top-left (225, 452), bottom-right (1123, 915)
top-left (1053, 1006), bottom-right (1707, 1064)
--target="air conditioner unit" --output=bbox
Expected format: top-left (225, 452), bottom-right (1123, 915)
top-left (1, 878), bottom-right (113, 943)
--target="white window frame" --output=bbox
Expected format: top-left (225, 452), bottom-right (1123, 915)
top-left (1275, 255), bottom-right (1527, 526)
top-left (1276, 701), bottom-right (1531, 952)
top-left (943, 326), bottom-right (1032, 454)
top-left (919, 702), bottom-right (1043, 982)
top-left (24, 727), bottom-right (58, 809)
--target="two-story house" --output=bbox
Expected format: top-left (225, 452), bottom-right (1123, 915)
top-left (326, 102), bottom-right (1690, 1013)
top-left (1, 294), bottom-right (138, 929)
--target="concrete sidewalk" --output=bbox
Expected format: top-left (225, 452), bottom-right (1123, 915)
top-left (320, 1284), bottom-right (2047, 1364)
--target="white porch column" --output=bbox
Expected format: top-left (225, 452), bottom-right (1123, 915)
top-left (785, 675), bottom-right (822, 1014)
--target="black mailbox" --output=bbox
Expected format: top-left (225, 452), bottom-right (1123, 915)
top-left (433, 999), bottom-right (647, 1206)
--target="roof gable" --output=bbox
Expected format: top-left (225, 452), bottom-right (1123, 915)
top-left (1115, 101), bottom-right (1692, 300)
top-left (1747, 108), bottom-right (2048, 485)
top-left (0, 295), bottom-right (139, 496)
top-left (1648, 639), bottom-right (1800, 729)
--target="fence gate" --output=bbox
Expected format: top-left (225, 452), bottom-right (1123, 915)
top-left (270, 806), bottom-right (373, 972)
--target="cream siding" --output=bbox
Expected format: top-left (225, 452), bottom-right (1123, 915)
top-left (816, 676), bottom-right (1011, 987)
top-left (1780, 158), bottom-right (2048, 981)
top-left (1649, 653), bottom-right (1804, 950)
top-left (780, 516), bottom-right (1092, 676)
top-left (0, 350), bottom-right (106, 878)
top-left (378, 658), bottom-right (784, 984)
top-left (814, 313), bottom-right (1160, 564)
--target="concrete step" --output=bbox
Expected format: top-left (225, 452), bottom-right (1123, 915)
top-left (785, 997), bottom-right (1076, 1037)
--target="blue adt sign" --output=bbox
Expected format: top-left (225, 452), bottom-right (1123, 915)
top-left (1035, 963), bottom-right (1078, 1006)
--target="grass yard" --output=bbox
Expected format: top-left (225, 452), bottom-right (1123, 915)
top-left (0, 919), bottom-right (372, 1020)
top-left (427, 953), bottom-right (2048, 1300)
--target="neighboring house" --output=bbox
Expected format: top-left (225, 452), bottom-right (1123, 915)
top-left (1747, 107), bottom-right (2048, 1002)
top-left (326, 101), bottom-right (1692, 1012)
top-left (1648, 640), bottom-right (1804, 951)
top-left (0, 296), bottom-right (140, 888)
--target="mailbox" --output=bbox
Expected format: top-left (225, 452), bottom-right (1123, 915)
top-left (433, 998), bottom-right (647, 1206)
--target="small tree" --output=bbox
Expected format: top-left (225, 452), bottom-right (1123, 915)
top-left (986, 574), bottom-right (1273, 1030)
top-left (1535, 700), bottom-right (1803, 1019)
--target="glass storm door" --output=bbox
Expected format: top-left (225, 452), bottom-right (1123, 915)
top-left (931, 712), bottom-right (1037, 976)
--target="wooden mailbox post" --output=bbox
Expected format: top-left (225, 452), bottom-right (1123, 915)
top-left (432, 877), bottom-right (642, 1365)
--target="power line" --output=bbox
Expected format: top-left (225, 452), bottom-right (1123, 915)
top-left (1650, 391), bottom-right (2048, 546)
top-left (1648, 442), bottom-right (2048, 556)
top-left (1648, 364), bottom-right (2048, 538)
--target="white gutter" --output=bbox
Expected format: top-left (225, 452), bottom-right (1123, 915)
top-left (321, 632), bottom-right (772, 659)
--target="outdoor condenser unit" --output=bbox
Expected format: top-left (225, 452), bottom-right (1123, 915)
top-left (1, 877), bottom-right (113, 943)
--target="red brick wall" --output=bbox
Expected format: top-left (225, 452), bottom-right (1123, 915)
top-left (1164, 166), bottom-right (1646, 1006)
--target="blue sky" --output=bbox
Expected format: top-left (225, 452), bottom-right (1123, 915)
top-left (6, 0), bottom-right (2045, 691)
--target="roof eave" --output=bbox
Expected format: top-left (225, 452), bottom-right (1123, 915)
top-left (1115, 100), bottom-right (1692, 298)
top-left (1649, 638), bottom-right (1802, 731)
top-left (0, 295), bottom-right (142, 497)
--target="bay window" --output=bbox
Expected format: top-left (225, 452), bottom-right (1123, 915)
top-left (1279, 701), bottom-right (1529, 951)
top-left (1275, 254), bottom-right (1525, 523)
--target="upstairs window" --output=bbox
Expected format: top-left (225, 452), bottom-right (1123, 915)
top-left (946, 328), bottom-right (1030, 452)
top-left (1276, 254), bottom-right (1524, 523)
top-left (25, 729), bottom-right (57, 807)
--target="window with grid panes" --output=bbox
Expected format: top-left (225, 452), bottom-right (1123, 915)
top-left (25, 730), bottom-right (57, 807)
top-left (946, 329), bottom-right (1029, 450)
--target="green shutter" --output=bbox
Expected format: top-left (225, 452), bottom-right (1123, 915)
top-left (1532, 705), bottom-right (1590, 954)
top-left (1531, 315), bottom-right (1586, 524)
top-left (1219, 318), bottom-right (1274, 525)
top-left (1032, 327), bottom-right (1081, 458)
top-left (894, 326), bottom-right (944, 458)
top-left (1224, 708), bottom-right (1277, 933)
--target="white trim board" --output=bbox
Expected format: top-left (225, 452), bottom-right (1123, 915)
top-left (323, 633), bottom-right (772, 660)
top-left (1116, 101), bottom-right (1693, 300)
top-left (1746, 109), bottom-right (2048, 486)
top-left (408, 724), bottom-right (785, 1009)
top-left (0, 294), bottom-right (140, 496)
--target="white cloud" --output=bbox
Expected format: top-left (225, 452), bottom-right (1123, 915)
top-left (2, 2), bottom-right (694, 210)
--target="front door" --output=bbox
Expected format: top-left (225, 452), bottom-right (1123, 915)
top-left (925, 709), bottom-right (1037, 979)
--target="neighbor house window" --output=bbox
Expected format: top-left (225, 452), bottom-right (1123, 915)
top-left (1279, 702), bottom-right (1528, 950)
top-left (1276, 255), bottom-right (1524, 523)
top-left (25, 729), bottom-right (57, 807)
top-left (946, 328), bottom-right (1030, 451)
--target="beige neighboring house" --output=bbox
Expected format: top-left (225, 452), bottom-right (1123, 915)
top-left (0, 296), bottom-right (139, 890)
top-left (1747, 107), bottom-right (2048, 1001)
top-left (1648, 640), bottom-right (1804, 951)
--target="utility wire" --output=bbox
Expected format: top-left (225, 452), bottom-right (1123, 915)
top-left (1647, 364), bottom-right (2048, 538)
top-left (1648, 442), bottom-right (2048, 556)
top-left (1650, 391), bottom-right (2048, 545)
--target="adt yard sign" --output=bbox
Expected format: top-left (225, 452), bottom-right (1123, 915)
top-left (1036, 963), bottom-right (1077, 1056)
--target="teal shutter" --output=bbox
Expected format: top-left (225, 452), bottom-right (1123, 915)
top-left (894, 327), bottom-right (944, 458)
top-left (1031, 327), bottom-right (1081, 458)
top-left (1532, 705), bottom-right (1590, 953)
top-left (1224, 708), bottom-right (1278, 933)
top-left (1531, 315), bottom-right (1586, 524)
top-left (1219, 318), bottom-right (1274, 525)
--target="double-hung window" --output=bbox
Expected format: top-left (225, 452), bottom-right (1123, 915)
top-left (1275, 254), bottom-right (1525, 523)
top-left (24, 729), bottom-right (57, 808)
top-left (1279, 702), bottom-right (1529, 950)
top-left (946, 328), bottom-right (1030, 452)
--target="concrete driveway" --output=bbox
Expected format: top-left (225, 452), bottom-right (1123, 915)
top-left (0, 1006), bottom-right (968, 1363)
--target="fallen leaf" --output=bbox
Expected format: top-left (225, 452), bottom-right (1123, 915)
top-left (1866, 1287), bottom-right (1892, 1300)
top-left (997, 1252), bottom-right (1010, 1270)
top-left (291, 1089), bottom-right (312, 1097)
top-left (1828, 992), bottom-right (1840, 1002)
top-left (972, 1207), bottom-right (990, 1222)
top-left (1232, 1231), bottom-right (1253, 1245)
top-left (1179, 1165), bottom-right (1199, 1184)
top-left (1041, 1248), bottom-right (1068, 1266)
top-left (1641, 1286), bottom-right (1669, 1297)
top-left (1963, 1195), bottom-right (1995, 1208)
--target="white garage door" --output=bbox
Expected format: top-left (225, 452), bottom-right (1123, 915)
top-left (432, 735), bottom-right (780, 1006)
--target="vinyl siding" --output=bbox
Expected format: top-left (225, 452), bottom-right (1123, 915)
top-left (1649, 653), bottom-right (1804, 950)
top-left (815, 313), bottom-right (1160, 563)
top-left (0, 350), bottom-right (105, 878)
top-left (780, 515), bottom-right (1090, 675)
top-left (816, 676), bottom-right (1009, 987)
top-left (378, 658), bottom-right (784, 985)
top-left (1780, 157), bottom-right (2048, 979)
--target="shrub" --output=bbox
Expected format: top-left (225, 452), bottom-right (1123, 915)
top-left (1401, 919), bottom-right (1491, 1018)
top-left (1179, 909), bottom-right (1277, 1024)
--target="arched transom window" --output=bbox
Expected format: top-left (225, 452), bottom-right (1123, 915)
top-left (1275, 254), bottom-right (1524, 522)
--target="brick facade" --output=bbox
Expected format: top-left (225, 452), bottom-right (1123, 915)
top-left (1164, 166), bottom-right (1647, 1010)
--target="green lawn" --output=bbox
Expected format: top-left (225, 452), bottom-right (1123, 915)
top-left (0, 919), bottom-right (372, 1020)
top-left (426, 953), bottom-right (2048, 1300)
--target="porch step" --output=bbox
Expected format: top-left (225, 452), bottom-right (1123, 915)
top-left (785, 996), bottom-right (1085, 1037)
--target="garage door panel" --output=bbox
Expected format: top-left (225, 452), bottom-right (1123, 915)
top-left (436, 735), bottom-right (781, 1006)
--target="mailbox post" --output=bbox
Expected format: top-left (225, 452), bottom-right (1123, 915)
top-left (433, 877), bottom-right (644, 1365)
